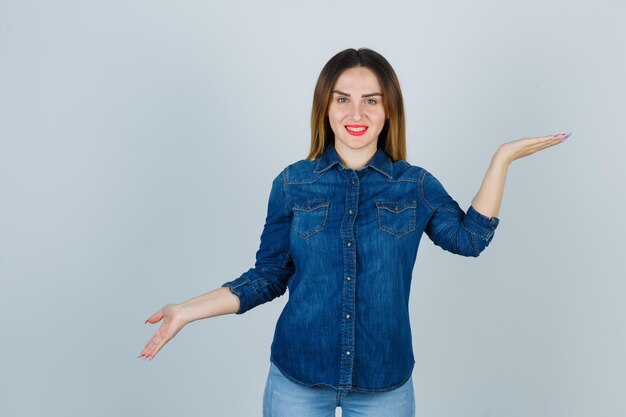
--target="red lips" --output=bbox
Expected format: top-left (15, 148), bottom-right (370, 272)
top-left (345, 125), bottom-right (368, 136)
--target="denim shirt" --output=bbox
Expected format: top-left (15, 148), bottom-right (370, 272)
top-left (222, 144), bottom-right (500, 392)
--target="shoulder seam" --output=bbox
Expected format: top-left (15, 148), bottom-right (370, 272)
top-left (418, 169), bottom-right (435, 212)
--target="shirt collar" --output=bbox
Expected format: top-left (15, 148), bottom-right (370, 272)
top-left (314, 144), bottom-right (393, 179)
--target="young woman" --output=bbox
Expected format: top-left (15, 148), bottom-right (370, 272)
top-left (139, 48), bottom-right (570, 417)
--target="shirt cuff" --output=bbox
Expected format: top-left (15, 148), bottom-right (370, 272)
top-left (221, 274), bottom-right (254, 315)
top-left (465, 205), bottom-right (500, 240)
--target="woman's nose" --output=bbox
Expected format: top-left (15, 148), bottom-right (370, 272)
top-left (350, 102), bottom-right (363, 121)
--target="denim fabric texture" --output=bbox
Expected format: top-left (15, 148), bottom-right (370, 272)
top-left (222, 144), bottom-right (500, 392)
top-left (263, 360), bottom-right (415, 417)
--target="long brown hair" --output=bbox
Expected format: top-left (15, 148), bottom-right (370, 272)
top-left (307, 48), bottom-right (407, 161)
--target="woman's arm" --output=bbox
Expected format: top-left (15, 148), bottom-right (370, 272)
top-left (423, 132), bottom-right (570, 257)
top-left (470, 132), bottom-right (571, 219)
top-left (177, 286), bottom-right (241, 322)
top-left (139, 167), bottom-right (294, 360)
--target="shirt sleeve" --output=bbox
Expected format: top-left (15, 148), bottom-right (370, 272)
top-left (420, 169), bottom-right (500, 257)
top-left (221, 168), bottom-right (295, 314)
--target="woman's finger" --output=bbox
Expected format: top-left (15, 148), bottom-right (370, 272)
top-left (141, 337), bottom-right (153, 354)
top-left (530, 135), bottom-right (553, 144)
top-left (141, 325), bottom-right (174, 360)
top-left (150, 342), bottom-right (166, 360)
top-left (550, 132), bottom-right (572, 141)
top-left (145, 338), bottom-right (165, 360)
top-left (509, 136), bottom-right (556, 155)
top-left (139, 338), bottom-right (155, 358)
top-left (525, 139), bottom-right (561, 156)
top-left (530, 133), bottom-right (569, 143)
top-left (141, 331), bottom-right (163, 357)
top-left (543, 135), bottom-right (569, 149)
top-left (530, 133), bottom-right (570, 149)
top-left (145, 310), bottom-right (164, 324)
top-left (530, 138), bottom-right (561, 152)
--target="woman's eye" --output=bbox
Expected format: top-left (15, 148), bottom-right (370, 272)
top-left (336, 97), bottom-right (377, 104)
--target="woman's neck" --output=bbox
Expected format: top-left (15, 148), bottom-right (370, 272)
top-left (334, 142), bottom-right (377, 171)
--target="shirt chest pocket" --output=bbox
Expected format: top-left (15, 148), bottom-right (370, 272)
top-left (292, 199), bottom-right (330, 239)
top-left (376, 200), bottom-right (417, 237)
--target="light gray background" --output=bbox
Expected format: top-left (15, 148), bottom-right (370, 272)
top-left (1, 1), bottom-right (625, 416)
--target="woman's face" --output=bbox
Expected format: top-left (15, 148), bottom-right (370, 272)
top-left (327, 66), bottom-right (386, 155)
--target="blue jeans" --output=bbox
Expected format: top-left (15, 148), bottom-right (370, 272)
top-left (263, 361), bottom-right (416, 417)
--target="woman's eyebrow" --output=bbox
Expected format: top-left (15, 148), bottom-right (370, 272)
top-left (332, 90), bottom-right (383, 98)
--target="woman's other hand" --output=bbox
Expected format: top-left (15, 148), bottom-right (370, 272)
top-left (138, 303), bottom-right (187, 360)
top-left (469, 132), bottom-right (572, 219)
top-left (497, 132), bottom-right (572, 165)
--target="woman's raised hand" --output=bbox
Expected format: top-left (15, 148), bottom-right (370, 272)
top-left (139, 303), bottom-right (187, 360)
top-left (469, 131), bottom-right (572, 219)
top-left (497, 132), bottom-right (572, 164)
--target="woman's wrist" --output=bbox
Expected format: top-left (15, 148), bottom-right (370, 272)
top-left (493, 145), bottom-right (514, 167)
top-left (168, 303), bottom-right (192, 325)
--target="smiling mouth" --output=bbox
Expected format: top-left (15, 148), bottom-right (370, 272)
top-left (345, 125), bottom-right (368, 136)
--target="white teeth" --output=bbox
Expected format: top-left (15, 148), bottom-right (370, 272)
top-left (346, 126), bottom-right (367, 132)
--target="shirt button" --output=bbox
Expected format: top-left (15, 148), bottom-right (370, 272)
top-left (346, 351), bottom-right (351, 355)
top-left (346, 276), bottom-right (351, 280)
top-left (351, 179), bottom-right (355, 184)
top-left (347, 242), bottom-right (352, 247)
top-left (348, 209), bottom-right (353, 215)
top-left (346, 314), bottom-right (351, 319)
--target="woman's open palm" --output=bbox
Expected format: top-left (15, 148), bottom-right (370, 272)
top-left (139, 303), bottom-right (186, 360)
top-left (498, 132), bottom-right (571, 164)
